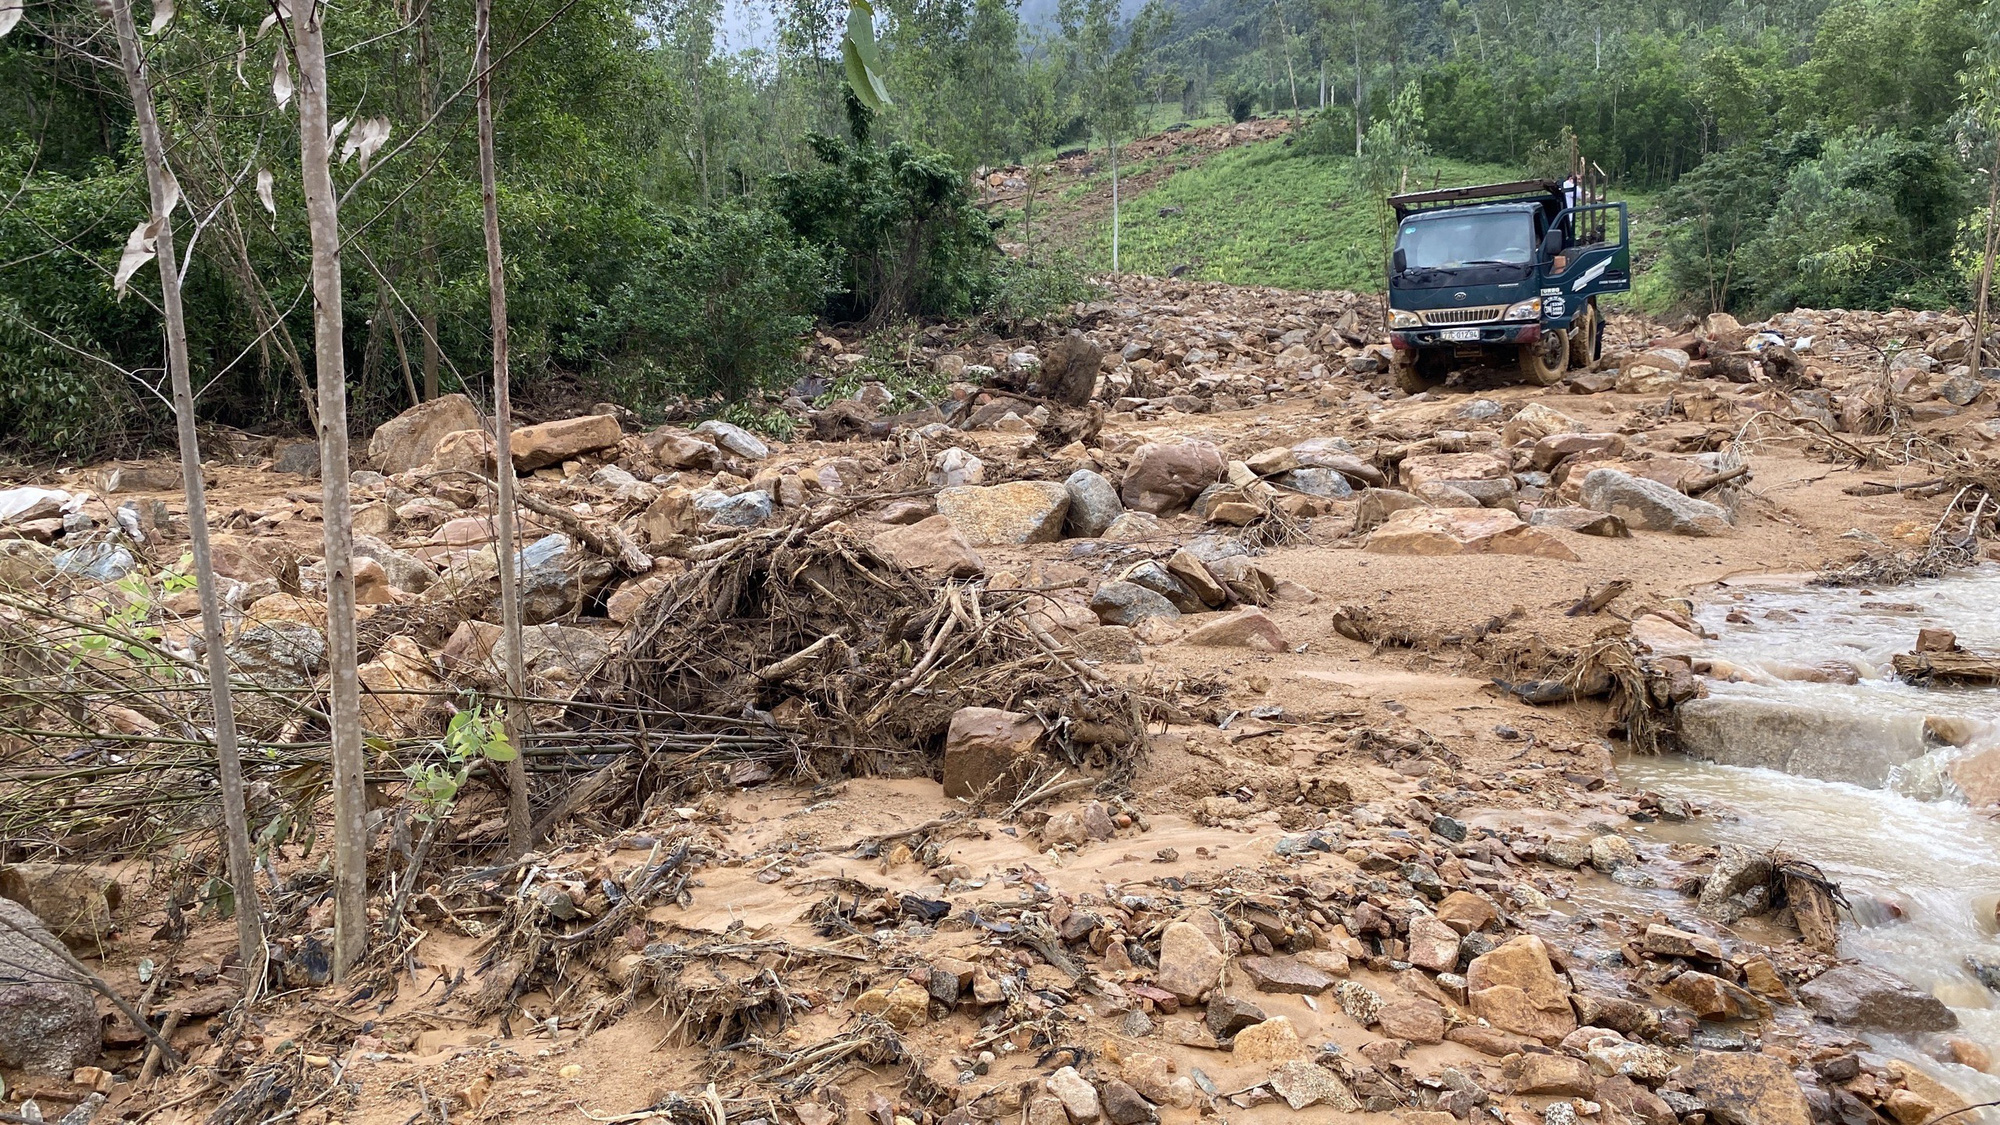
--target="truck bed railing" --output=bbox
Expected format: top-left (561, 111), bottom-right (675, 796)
top-left (1389, 179), bottom-right (1562, 219)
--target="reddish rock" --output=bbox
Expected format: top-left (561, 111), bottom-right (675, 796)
top-left (1119, 440), bottom-right (1225, 514)
top-left (941, 707), bottom-right (1044, 800)
top-left (1237, 955), bottom-right (1335, 994)
top-left (872, 516), bottom-right (986, 579)
top-left (510, 414), bottom-right (623, 471)
top-left (1181, 607), bottom-right (1288, 652)
top-left (1376, 998), bottom-right (1446, 1044)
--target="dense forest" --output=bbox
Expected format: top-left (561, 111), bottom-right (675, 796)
top-left (1, 0), bottom-right (1996, 456)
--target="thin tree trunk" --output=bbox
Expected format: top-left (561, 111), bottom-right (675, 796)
top-left (418, 6), bottom-right (442, 401)
top-left (1351, 22), bottom-right (1363, 157)
top-left (477, 0), bottom-right (534, 857)
top-left (1975, 141), bottom-right (2000, 371)
top-left (108, 0), bottom-right (264, 992)
top-left (291, 0), bottom-right (368, 980)
top-left (1109, 134), bottom-right (1120, 276)
top-left (1024, 162), bottom-right (1038, 262)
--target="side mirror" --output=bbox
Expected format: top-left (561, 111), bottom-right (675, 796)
top-left (1540, 226), bottom-right (1564, 258)
top-left (1392, 248), bottom-right (1407, 275)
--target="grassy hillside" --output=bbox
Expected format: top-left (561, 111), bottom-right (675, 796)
top-left (1061, 139), bottom-right (1665, 309)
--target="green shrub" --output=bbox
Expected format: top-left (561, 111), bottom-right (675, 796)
top-left (574, 203), bottom-right (830, 407)
top-left (1291, 108), bottom-right (1352, 157)
top-left (0, 147), bottom-right (154, 458)
top-left (1221, 83), bottom-right (1256, 123)
top-left (984, 252), bottom-right (1103, 321)
top-left (774, 133), bottom-right (999, 326)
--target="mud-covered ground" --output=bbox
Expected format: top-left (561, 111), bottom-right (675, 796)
top-left (1, 272), bottom-right (1995, 1125)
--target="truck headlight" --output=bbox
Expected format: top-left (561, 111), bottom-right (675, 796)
top-left (1503, 298), bottom-right (1543, 322)
top-left (1389, 310), bottom-right (1422, 329)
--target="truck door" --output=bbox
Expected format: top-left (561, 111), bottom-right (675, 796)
top-left (1542, 201), bottom-right (1631, 317)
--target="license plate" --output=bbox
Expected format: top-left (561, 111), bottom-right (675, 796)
top-left (1440, 327), bottom-right (1481, 342)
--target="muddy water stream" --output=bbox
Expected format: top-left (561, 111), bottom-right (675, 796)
top-left (1607, 568), bottom-right (2000, 1096)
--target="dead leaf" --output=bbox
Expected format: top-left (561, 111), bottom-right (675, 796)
top-left (256, 0), bottom-right (288, 37)
top-left (328, 115), bottom-right (350, 146)
top-left (234, 26), bottom-right (247, 86)
top-left (147, 0), bottom-right (174, 34)
top-left (114, 219), bottom-right (163, 298)
top-left (272, 44), bottom-right (292, 109)
top-left (256, 169), bottom-right (275, 215)
top-left (340, 116), bottom-right (391, 171)
top-left (158, 164), bottom-right (179, 218)
top-left (0, 0), bottom-right (22, 38)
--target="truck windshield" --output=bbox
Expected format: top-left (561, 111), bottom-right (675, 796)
top-left (1396, 212), bottom-right (1535, 270)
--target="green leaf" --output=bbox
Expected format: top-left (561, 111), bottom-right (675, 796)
top-left (481, 728), bottom-right (517, 763)
top-left (843, 41), bottom-right (892, 111)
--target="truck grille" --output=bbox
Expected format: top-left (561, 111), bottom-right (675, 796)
top-left (1421, 305), bottom-right (1504, 327)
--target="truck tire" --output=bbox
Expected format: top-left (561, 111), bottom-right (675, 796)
top-left (1391, 351), bottom-right (1438, 394)
top-left (1567, 302), bottom-right (1601, 369)
top-left (1517, 329), bottom-right (1570, 385)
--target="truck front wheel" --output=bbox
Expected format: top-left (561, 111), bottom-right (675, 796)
top-left (1392, 350), bottom-right (1440, 394)
top-left (1517, 329), bottom-right (1570, 386)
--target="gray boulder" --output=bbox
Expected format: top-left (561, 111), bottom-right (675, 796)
top-left (1578, 469), bottom-right (1731, 536)
top-left (693, 419), bottom-right (769, 460)
top-left (1089, 581), bottom-right (1182, 626)
top-left (1276, 468), bottom-right (1354, 499)
top-left (1063, 469), bottom-right (1125, 538)
top-left (0, 899), bottom-right (101, 1074)
top-left (694, 489), bottom-right (774, 528)
top-left (1798, 963), bottom-right (1958, 1032)
top-left (227, 621), bottom-right (328, 685)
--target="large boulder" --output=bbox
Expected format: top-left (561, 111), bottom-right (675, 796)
top-left (942, 707), bottom-right (1045, 800)
top-left (357, 635), bottom-right (443, 738)
top-left (510, 414), bottom-right (623, 471)
top-left (368, 393), bottom-right (484, 474)
top-left (0, 864), bottom-right (120, 946)
top-left (1681, 1050), bottom-right (1813, 1125)
top-left (1677, 695), bottom-right (1930, 789)
top-left (1466, 935), bottom-right (1575, 1042)
top-left (1579, 468), bottom-right (1732, 536)
top-left (872, 516), bottom-right (986, 579)
top-left (1363, 507), bottom-right (1579, 560)
top-left (1090, 581), bottom-right (1181, 626)
top-left (0, 898), bottom-right (101, 1074)
top-left (1063, 469), bottom-right (1125, 538)
top-left (1120, 440), bottom-right (1225, 515)
top-left (937, 482), bottom-right (1071, 545)
top-left (1182, 608), bottom-right (1288, 652)
top-left (1797, 963), bottom-right (1958, 1032)
top-left (693, 419), bottom-right (769, 461)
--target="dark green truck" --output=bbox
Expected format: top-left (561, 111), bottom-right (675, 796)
top-left (1384, 177), bottom-right (1630, 393)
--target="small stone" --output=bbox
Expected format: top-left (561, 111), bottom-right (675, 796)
top-left (1181, 607), bottom-right (1288, 652)
top-left (1047, 1066), bottom-right (1100, 1122)
top-left (1435, 890), bottom-right (1498, 934)
top-left (1204, 994), bottom-right (1268, 1039)
top-left (1267, 1060), bottom-right (1360, 1111)
top-left (1682, 1050), bottom-right (1813, 1125)
top-left (1796, 962), bottom-right (1959, 1033)
top-left (1063, 470), bottom-right (1125, 538)
top-left (1097, 1078), bottom-right (1155, 1125)
top-left (1376, 998), bottom-right (1446, 1043)
top-left (1504, 1054), bottom-right (1597, 1096)
top-left (1153, 922), bottom-right (1226, 1003)
top-left (1228, 1016), bottom-right (1304, 1062)
top-left (1406, 916), bottom-right (1462, 973)
top-left (1237, 955), bottom-right (1335, 994)
top-left (1589, 834), bottom-right (1639, 871)
top-left (1641, 924), bottom-right (1725, 962)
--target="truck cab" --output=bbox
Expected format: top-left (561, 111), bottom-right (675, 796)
top-left (1385, 178), bottom-right (1630, 393)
